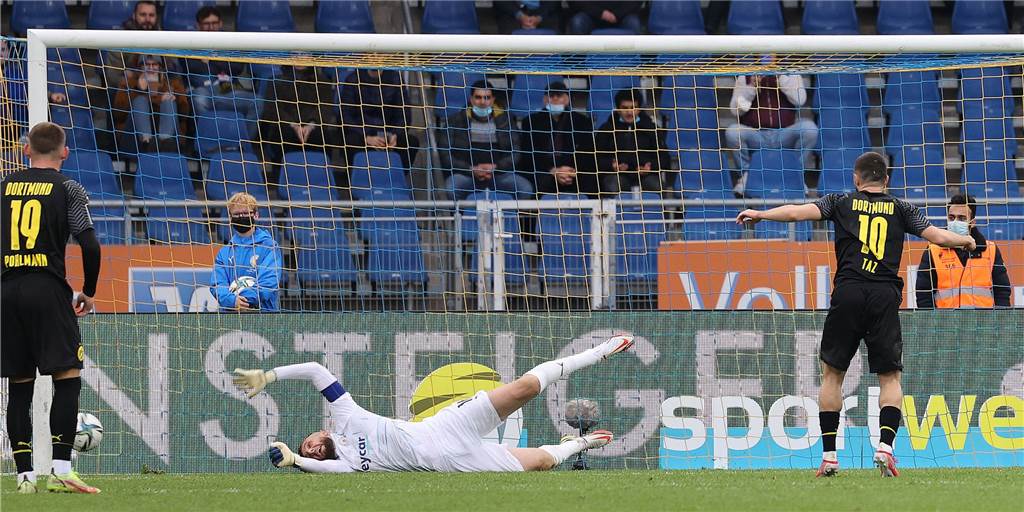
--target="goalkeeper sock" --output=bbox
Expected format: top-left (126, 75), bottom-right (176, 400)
top-left (820, 411), bottom-right (840, 458)
top-left (879, 406), bottom-right (901, 449)
top-left (539, 438), bottom-right (587, 466)
top-left (50, 377), bottom-right (81, 464)
top-left (525, 347), bottom-right (604, 392)
top-left (7, 381), bottom-right (34, 474)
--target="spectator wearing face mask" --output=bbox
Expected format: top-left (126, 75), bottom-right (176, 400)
top-left (518, 82), bottom-right (599, 196)
top-left (915, 194), bottom-right (1012, 309)
top-left (210, 193), bottom-right (282, 312)
top-left (594, 89), bottom-right (669, 196)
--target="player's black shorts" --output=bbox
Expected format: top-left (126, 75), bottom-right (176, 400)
top-left (1, 273), bottom-right (84, 378)
top-left (820, 282), bottom-right (903, 374)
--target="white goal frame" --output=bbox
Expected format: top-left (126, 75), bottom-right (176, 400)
top-left (15, 29), bottom-right (1024, 473)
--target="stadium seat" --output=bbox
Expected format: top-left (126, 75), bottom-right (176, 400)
top-left (744, 149), bottom-right (806, 199)
top-left (315, 0), bottom-right (375, 33)
top-left (974, 202), bottom-right (1024, 241)
top-left (675, 150), bottom-right (727, 197)
top-left (293, 220), bottom-right (359, 290)
top-left (134, 154), bottom-right (210, 244)
top-left (510, 28), bottom-right (557, 35)
top-left (163, 1), bottom-right (215, 31)
top-left (590, 28), bottom-right (637, 36)
top-left (682, 203), bottom-right (743, 240)
top-left (648, 0), bottom-right (706, 35)
top-left (87, 1), bottom-right (135, 30)
top-left (876, 0), bottom-right (934, 35)
top-left (538, 194), bottom-right (591, 283)
top-left (358, 207), bottom-right (428, 285)
top-left (508, 74), bottom-right (563, 119)
top-left (432, 71), bottom-right (487, 122)
top-left (50, 105), bottom-right (98, 152)
top-left (421, 0), bottom-right (480, 34)
top-left (659, 75), bottom-right (719, 151)
top-left (952, 1), bottom-right (1008, 34)
top-left (818, 149), bottom-right (862, 194)
top-left (883, 71), bottom-right (942, 115)
top-left (279, 151), bottom-right (335, 202)
top-left (615, 191), bottom-right (667, 284)
top-left (727, 0), bottom-right (785, 35)
top-left (350, 151), bottom-right (412, 201)
top-left (459, 191), bottom-right (528, 285)
top-left (888, 146), bottom-right (947, 198)
top-left (802, 1), bottom-right (858, 35)
top-left (236, 1), bottom-right (295, 32)
top-left (585, 59), bottom-right (638, 129)
top-left (62, 151), bottom-right (129, 244)
top-left (195, 112), bottom-right (252, 157)
top-left (11, 0), bottom-right (70, 35)
top-left (814, 74), bottom-right (870, 194)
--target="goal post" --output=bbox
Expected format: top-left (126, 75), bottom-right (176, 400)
top-left (6, 29), bottom-right (1024, 473)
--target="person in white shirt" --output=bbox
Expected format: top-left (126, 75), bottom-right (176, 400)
top-left (231, 335), bottom-right (635, 473)
top-left (725, 69), bottom-right (818, 197)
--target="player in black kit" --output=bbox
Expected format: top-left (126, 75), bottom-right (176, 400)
top-left (2, 123), bottom-right (102, 494)
top-left (736, 152), bottom-right (975, 478)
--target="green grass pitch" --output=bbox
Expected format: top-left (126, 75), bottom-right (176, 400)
top-left (3, 468), bottom-right (1022, 511)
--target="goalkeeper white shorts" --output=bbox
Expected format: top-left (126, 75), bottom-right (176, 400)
top-left (421, 391), bottom-right (524, 472)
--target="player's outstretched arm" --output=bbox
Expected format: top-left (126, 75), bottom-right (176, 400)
top-left (920, 226), bottom-right (977, 251)
top-left (267, 442), bottom-right (354, 473)
top-left (737, 203), bottom-right (822, 225)
top-left (233, 362), bottom-right (340, 398)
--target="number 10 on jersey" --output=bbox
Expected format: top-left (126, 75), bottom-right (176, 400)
top-left (858, 214), bottom-right (887, 273)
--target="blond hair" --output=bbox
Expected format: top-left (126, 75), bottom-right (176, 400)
top-left (227, 192), bottom-right (258, 210)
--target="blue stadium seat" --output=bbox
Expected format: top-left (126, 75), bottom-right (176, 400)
top-left (511, 28), bottom-right (557, 35)
top-left (433, 71), bottom-right (487, 122)
top-left (818, 149), bottom-right (862, 194)
top-left (279, 151), bottom-right (335, 202)
top-left (422, 0), bottom-right (479, 34)
top-left (50, 105), bottom-right (98, 152)
top-left (586, 56), bottom-right (643, 128)
top-left (62, 151), bottom-right (128, 244)
top-left (591, 28), bottom-right (637, 36)
top-left (538, 194), bottom-right (591, 283)
top-left (316, 0), bottom-right (375, 33)
top-left (876, 0), bottom-right (934, 35)
top-left (236, 1), bottom-right (295, 32)
top-left (293, 220), bottom-right (359, 289)
top-left (350, 151), bottom-right (412, 201)
top-left (459, 191), bottom-right (528, 285)
top-left (883, 71), bottom-right (942, 115)
top-left (648, 0), bottom-right (706, 35)
top-left (163, 1), bottom-right (215, 31)
top-left (358, 207), bottom-right (427, 285)
top-left (802, 0), bottom-right (858, 35)
top-left (727, 0), bottom-right (784, 35)
top-left (11, 0), bottom-right (70, 35)
top-left (134, 154), bottom-right (210, 244)
top-left (883, 71), bottom-right (943, 152)
top-left (744, 149), bottom-right (806, 199)
top-left (615, 191), bottom-right (667, 283)
top-left (509, 74), bottom-right (563, 119)
top-left (959, 67), bottom-right (1015, 117)
top-left (961, 118), bottom-right (1017, 171)
top-left (660, 75), bottom-right (719, 151)
top-left (675, 151), bottom-right (728, 197)
top-left (888, 146), bottom-right (947, 198)
top-left (814, 74), bottom-right (870, 194)
top-left (974, 202), bottom-right (1024, 241)
top-left (682, 203), bottom-right (743, 240)
top-left (952, 0), bottom-right (1008, 34)
top-left (87, 1), bottom-right (135, 30)
top-left (195, 112), bottom-right (252, 157)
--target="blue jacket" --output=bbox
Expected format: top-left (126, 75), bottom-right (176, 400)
top-left (211, 228), bottom-right (282, 311)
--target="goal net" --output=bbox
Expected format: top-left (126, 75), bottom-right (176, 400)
top-left (2, 31), bottom-right (1022, 473)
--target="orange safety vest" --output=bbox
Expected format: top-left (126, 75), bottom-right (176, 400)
top-left (928, 242), bottom-right (997, 309)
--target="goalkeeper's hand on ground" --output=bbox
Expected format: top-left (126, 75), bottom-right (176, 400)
top-left (232, 368), bottom-right (277, 398)
top-left (268, 442), bottom-right (296, 468)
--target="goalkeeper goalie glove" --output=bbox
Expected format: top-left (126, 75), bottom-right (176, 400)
top-left (232, 368), bottom-right (277, 398)
top-left (268, 442), bottom-right (296, 468)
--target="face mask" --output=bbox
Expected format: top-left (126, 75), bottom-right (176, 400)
top-left (231, 215), bottom-right (254, 234)
top-left (471, 105), bottom-right (493, 117)
top-left (948, 220), bottom-right (970, 237)
top-left (546, 103), bottom-right (566, 113)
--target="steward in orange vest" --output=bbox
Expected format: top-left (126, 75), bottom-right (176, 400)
top-left (915, 197), bottom-right (1012, 308)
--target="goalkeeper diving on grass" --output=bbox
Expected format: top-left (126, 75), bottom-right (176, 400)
top-left (232, 335), bottom-right (634, 472)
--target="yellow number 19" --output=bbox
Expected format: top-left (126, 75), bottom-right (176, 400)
top-left (9, 199), bottom-right (42, 251)
top-left (857, 214), bottom-right (887, 260)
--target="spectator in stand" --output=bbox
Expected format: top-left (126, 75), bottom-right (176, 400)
top-left (2, 40), bottom-right (27, 142)
top-left (494, 1), bottom-right (562, 33)
top-left (112, 54), bottom-right (189, 153)
top-left (339, 68), bottom-right (420, 170)
top-left (258, 65), bottom-right (337, 163)
top-left (725, 62), bottom-right (818, 198)
top-left (438, 80), bottom-right (531, 200)
top-left (915, 194), bottom-right (1012, 309)
top-left (103, 1), bottom-right (161, 90)
top-left (183, 6), bottom-right (258, 123)
top-left (595, 89), bottom-right (669, 195)
top-left (210, 192), bottom-right (282, 312)
top-left (518, 82), bottom-right (599, 196)
top-left (567, 2), bottom-right (644, 35)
